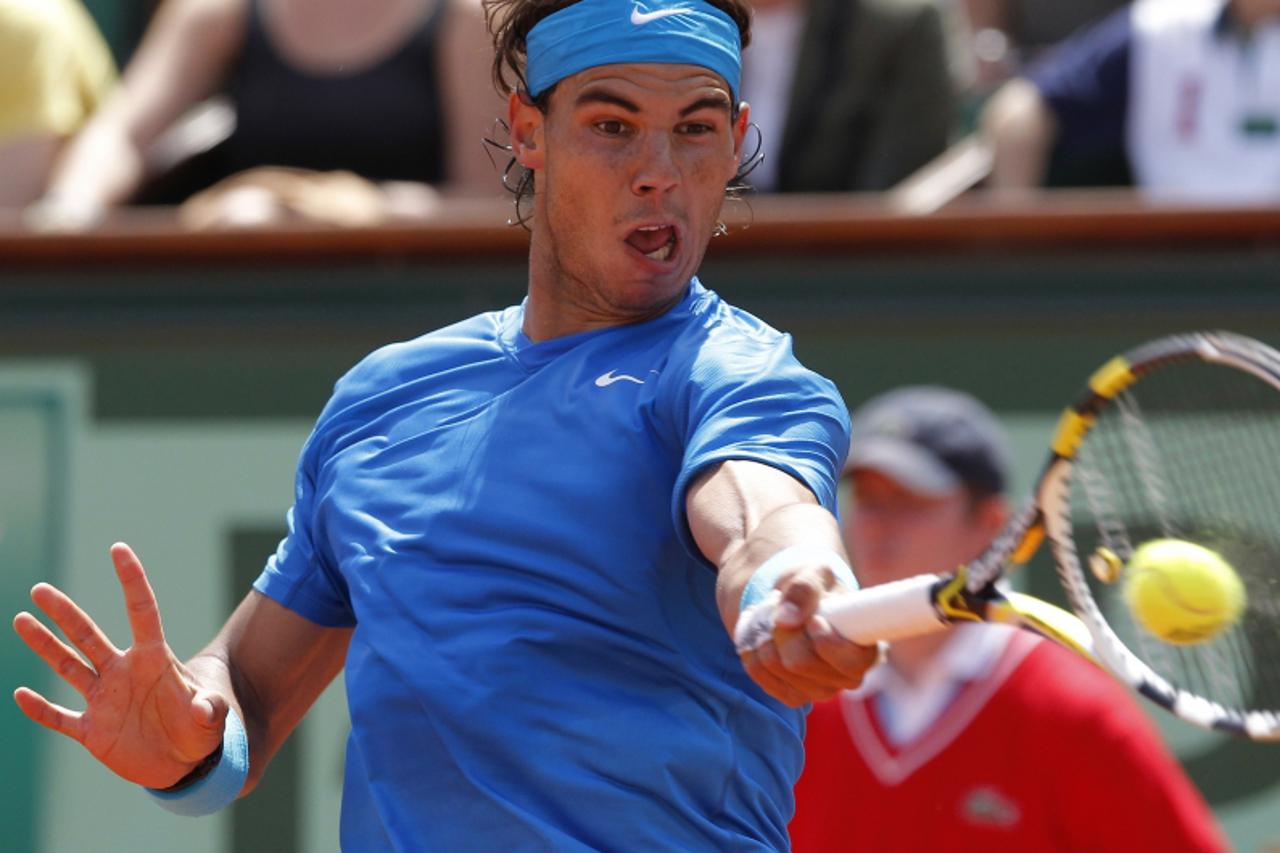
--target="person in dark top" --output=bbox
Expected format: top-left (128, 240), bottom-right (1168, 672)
top-left (743, 0), bottom-right (958, 193)
top-left (218, 0), bottom-right (448, 186)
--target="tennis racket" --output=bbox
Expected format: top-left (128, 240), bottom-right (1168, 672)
top-left (736, 331), bottom-right (1280, 741)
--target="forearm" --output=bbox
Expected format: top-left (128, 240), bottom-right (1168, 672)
top-left (714, 502), bottom-right (848, 632)
top-left (981, 78), bottom-right (1058, 190)
top-left (38, 0), bottom-right (249, 216)
top-left (685, 460), bottom-right (847, 632)
top-left (689, 461), bottom-right (874, 705)
top-left (43, 115), bottom-right (148, 211)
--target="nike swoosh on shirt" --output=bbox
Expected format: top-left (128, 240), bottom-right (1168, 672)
top-left (630, 6), bottom-right (694, 25)
top-left (595, 370), bottom-right (646, 387)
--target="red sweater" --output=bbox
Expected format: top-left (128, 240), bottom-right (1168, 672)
top-left (791, 631), bottom-right (1226, 852)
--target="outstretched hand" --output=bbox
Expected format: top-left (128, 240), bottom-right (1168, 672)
top-left (12, 543), bottom-right (229, 789)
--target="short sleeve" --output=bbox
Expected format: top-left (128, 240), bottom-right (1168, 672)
top-left (0, 11), bottom-right (56, 137)
top-left (1025, 6), bottom-right (1133, 162)
top-left (669, 328), bottom-right (850, 564)
top-left (252, 422), bottom-right (356, 627)
top-left (251, 335), bottom-right (455, 627)
top-left (0, 0), bottom-right (116, 139)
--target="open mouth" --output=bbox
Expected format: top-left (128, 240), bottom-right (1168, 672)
top-left (625, 225), bottom-right (678, 263)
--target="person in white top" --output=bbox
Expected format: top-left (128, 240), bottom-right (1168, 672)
top-left (982, 0), bottom-right (1280, 201)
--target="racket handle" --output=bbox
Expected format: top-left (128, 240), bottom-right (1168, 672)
top-left (817, 573), bottom-right (951, 645)
top-left (735, 573), bottom-right (952, 651)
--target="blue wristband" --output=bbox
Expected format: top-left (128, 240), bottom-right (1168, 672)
top-left (146, 707), bottom-right (249, 817)
top-left (740, 545), bottom-right (858, 612)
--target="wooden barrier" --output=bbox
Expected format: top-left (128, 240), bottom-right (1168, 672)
top-left (2, 191), bottom-right (1279, 269)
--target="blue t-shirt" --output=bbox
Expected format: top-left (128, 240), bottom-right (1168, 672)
top-left (254, 279), bottom-right (850, 850)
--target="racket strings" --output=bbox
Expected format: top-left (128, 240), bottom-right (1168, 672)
top-left (1115, 393), bottom-right (1178, 539)
top-left (1069, 359), bottom-right (1280, 717)
top-left (1076, 461), bottom-right (1136, 561)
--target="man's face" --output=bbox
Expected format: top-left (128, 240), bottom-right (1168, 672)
top-left (841, 469), bottom-right (1005, 589)
top-left (512, 62), bottom-right (748, 322)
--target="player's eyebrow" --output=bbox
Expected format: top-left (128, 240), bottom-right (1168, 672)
top-left (679, 95), bottom-right (731, 117)
top-left (572, 90), bottom-right (732, 117)
top-left (573, 90), bottom-right (641, 113)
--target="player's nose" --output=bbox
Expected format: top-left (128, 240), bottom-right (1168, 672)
top-left (631, 133), bottom-right (680, 195)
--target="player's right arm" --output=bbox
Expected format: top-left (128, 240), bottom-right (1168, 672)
top-left (12, 541), bottom-right (348, 795)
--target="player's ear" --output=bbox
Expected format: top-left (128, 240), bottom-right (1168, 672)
top-left (509, 90), bottom-right (546, 171)
top-left (731, 101), bottom-right (750, 162)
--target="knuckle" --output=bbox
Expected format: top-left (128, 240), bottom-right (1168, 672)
top-left (786, 577), bottom-right (820, 600)
top-left (775, 637), bottom-right (813, 671)
top-left (78, 634), bottom-right (104, 655)
top-left (56, 657), bottom-right (83, 680)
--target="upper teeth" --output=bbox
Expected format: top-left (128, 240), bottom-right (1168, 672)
top-left (638, 225), bottom-right (666, 231)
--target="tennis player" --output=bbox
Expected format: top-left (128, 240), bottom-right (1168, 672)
top-left (790, 386), bottom-right (1226, 850)
top-left (11, 1), bottom-right (875, 848)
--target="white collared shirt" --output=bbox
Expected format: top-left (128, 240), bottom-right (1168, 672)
top-left (864, 622), bottom-right (1016, 746)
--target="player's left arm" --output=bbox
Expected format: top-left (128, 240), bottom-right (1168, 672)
top-left (687, 460), bottom-right (876, 706)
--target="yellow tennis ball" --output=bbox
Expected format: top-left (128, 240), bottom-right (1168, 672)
top-left (1123, 539), bottom-right (1245, 645)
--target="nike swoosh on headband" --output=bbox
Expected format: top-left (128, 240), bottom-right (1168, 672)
top-left (630, 5), bottom-right (694, 25)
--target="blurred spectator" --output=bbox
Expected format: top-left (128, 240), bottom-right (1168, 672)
top-left (790, 387), bottom-right (1226, 851)
top-left (176, 166), bottom-right (439, 229)
top-left (742, 0), bottom-right (958, 193)
top-left (0, 0), bottom-right (116, 206)
top-left (30, 0), bottom-right (500, 229)
top-left (981, 0), bottom-right (1280, 199)
top-left (957, 0), bottom-right (1127, 92)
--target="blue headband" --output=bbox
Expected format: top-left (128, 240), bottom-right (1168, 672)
top-left (525, 0), bottom-right (742, 101)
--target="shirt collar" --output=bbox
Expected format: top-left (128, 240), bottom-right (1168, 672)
top-left (865, 621), bottom-right (1015, 697)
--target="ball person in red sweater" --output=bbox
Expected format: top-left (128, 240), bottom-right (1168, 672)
top-left (790, 386), bottom-right (1226, 851)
